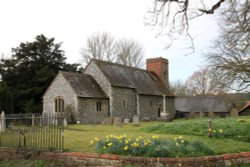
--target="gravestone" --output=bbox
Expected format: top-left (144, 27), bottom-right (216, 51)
top-left (199, 112), bottom-right (205, 118)
top-left (132, 115), bottom-right (140, 127)
top-left (64, 118), bottom-right (68, 127)
top-left (124, 119), bottom-right (130, 124)
top-left (113, 117), bottom-right (122, 126)
top-left (102, 117), bottom-right (113, 125)
top-left (141, 117), bottom-right (150, 122)
top-left (230, 108), bottom-right (239, 117)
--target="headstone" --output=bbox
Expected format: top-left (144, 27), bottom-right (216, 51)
top-left (199, 112), bottom-right (205, 118)
top-left (132, 115), bottom-right (139, 126)
top-left (141, 117), bottom-right (150, 122)
top-left (113, 117), bottom-right (122, 126)
top-left (102, 117), bottom-right (113, 125)
top-left (64, 118), bottom-right (68, 127)
top-left (230, 108), bottom-right (239, 117)
top-left (208, 112), bottom-right (215, 118)
top-left (123, 119), bottom-right (130, 124)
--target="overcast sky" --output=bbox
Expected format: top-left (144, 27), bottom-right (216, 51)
top-left (0, 0), bottom-right (219, 82)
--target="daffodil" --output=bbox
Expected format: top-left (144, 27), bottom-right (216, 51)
top-left (152, 135), bottom-right (159, 139)
top-left (107, 142), bottom-right (112, 147)
top-left (124, 145), bottom-right (128, 151)
top-left (132, 142), bottom-right (139, 147)
top-left (90, 140), bottom-right (94, 145)
top-left (219, 129), bottom-right (223, 133)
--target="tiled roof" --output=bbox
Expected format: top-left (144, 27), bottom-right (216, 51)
top-left (60, 71), bottom-right (108, 98)
top-left (239, 101), bottom-right (250, 112)
top-left (175, 96), bottom-right (232, 113)
top-left (92, 59), bottom-right (173, 96)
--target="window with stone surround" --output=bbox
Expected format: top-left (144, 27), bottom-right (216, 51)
top-left (122, 99), bottom-right (127, 108)
top-left (54, 96), bottom-right (64, 112)
top-left (96, 101), bottom-right (102, 112)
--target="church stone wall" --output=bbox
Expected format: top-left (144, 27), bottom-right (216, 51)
top-left (139, 95), bottom-right (163, 120)
top-left (111, 87), bottom-right (136, 121)
top-left (43, 73), bottom-right (77, 116)
top-left (166, 96), bottom-right (176, 119)
top-left (84, 61), bottom-right (111, 96)
top-left (78, 98), bottom-right (109, 124)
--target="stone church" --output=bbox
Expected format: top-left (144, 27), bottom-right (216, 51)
top-left (42, 57), bottom-right (175, 124)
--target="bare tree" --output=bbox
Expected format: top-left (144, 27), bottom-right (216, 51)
top-left (145, 0), bottom-right (242, 52)
top-left (116, 39), bottom-right (144, 68)
top-left (80, 32), bottom-right (117, 66)
top-left (169, 80), bottom-right (189, 96)
top-left (185, 68), bottom-right (226, 96)
top-left (207, 0), bottom-right (250, 91)
top-left (80, 32), bottom-right (145, 68)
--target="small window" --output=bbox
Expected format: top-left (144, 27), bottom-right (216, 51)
top-left (54, 97), bottom-right (64, 112)
top-left (122, 99), bottom-right (126, 108)
top-left (96, 101), bottom-right (102, 112)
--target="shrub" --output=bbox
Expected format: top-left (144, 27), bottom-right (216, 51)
top-left (90, 135), bottom-right (214, 157)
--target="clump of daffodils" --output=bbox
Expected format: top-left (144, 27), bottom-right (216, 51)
top-left (174, 136), bottom-right (188, 146)
top-left (207, 128), bottom-right (224, 138)
top-left (90, 134), bottom-right (158, 156)
top-left (90, 134), bottom-right (214, 157)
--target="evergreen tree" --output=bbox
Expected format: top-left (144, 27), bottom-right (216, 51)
top-left (0, 82), bottom-right (14, 114)
top-left (0, 34), bottom-right (79, 113)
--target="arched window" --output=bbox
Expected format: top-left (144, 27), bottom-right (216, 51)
top-left (54, 96), bottom-right (64, 112)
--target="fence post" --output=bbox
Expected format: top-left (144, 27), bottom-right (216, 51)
top-left (32, 114), bottom-right (35, 127)
top-left (0, 111), bottom-right (6, 132)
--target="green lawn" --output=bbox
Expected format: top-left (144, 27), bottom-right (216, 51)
top-left (64, 116), bottom-right (250, 155)
top-left (0, 160), bottom-right (59, 167)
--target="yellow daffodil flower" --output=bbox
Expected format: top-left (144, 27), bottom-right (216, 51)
top-left (124, 145), bottom-right (128, 151)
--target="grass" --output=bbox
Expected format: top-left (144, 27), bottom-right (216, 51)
top-left (142, 116), bottom-right (250, 142)
top-left (64, 117), bottom-right (250, 155)
top-left (0, 160), bottom-right (58, 167)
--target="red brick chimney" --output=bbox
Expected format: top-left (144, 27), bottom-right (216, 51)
top-left (146, 57), bottom-right (169, 87)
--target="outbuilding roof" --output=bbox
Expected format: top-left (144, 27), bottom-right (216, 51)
top-left (60, 71), bottom-right (108, 98)
top-left (239, 101), bottom-right (250, 113)
top-left (175, 96), bottom-right (232, 113)
top-left (92, 59), bottom-right (173, 96)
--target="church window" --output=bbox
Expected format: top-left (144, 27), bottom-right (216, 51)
top-left (123, 99), bottom-right (127, 108)
top-left (54, 97), bottom-right (64, 112)
top-left (96, 101), bottom-right (102, 112)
